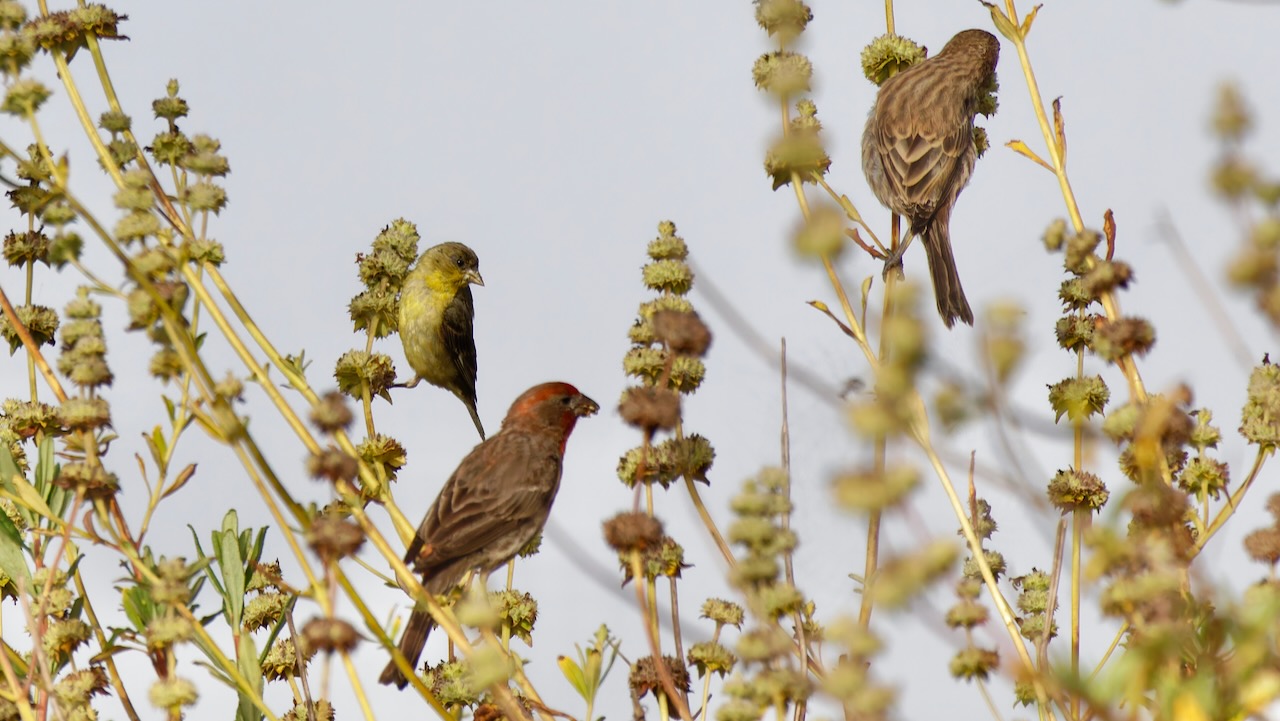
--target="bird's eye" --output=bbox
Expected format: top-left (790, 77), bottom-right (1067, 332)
top-left (561, 396), bottom-right (572, 405)
top-left (455, 258), bottom-right (465, 268)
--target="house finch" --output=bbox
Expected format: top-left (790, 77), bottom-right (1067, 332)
top-left (861, 29), bottom-right (1000, 328)
top-left (398, 242), bottom-right (486, 438)
top-left (378, 382), bottom-right (599, 689)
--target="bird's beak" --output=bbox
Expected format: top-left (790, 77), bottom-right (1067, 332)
top-left (465, 270), bottom-right (485, 287)
top-left (572, 394), bottom-right (600, 418)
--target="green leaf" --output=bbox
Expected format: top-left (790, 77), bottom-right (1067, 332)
top-left (558, 655), bottom-right (588, 698)
top-left (0, 444), bottom-right (21, 486)
top-left (88, 642), bottom-right (131, 664)
top-left (145, 426), bottom-right (167, 468)
top-left (242, 525), bottom-right (268, 590)
top-left (1021, 4), bottom-right (1042, 36)
top-left (582, 647), bottom-right (602, 694)
top-left (0, 509), bottom-right (30, 595)
top-left (0, 442), bottom-right (35, 527)
top-left (190, 525), bottom-right (227, 598)
top-left (2, 470), bottom-right (54, 521)
top-left (160, 464), bottom-right (197, 500)
top-left (216, 510), bottom-right (246, 626)
top-left (121, 585), bottom-right (156, 631)
top-left (235, 633), bottom-right (263, 721)
top-left (36, 437), bottom-right (68, 519)
top-left (191, 407), bottom-right (228, 443)
top-left (981, 1), bottom-right (1020, 41)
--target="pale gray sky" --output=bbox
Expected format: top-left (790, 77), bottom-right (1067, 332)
top-left (3, 1), bottom-right (1280, 719)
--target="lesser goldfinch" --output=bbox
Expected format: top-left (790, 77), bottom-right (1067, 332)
top-left (378, 382), bottom-right (600, 689)
top-left (862, 29), bottom-right (999, 327)
top-left (398, 242), bottom-right (486, 438)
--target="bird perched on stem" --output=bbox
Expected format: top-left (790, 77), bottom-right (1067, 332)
top-left (862, 28), bottom-right (1000, 328)
top-left (397, 242), bottom-right (486, 438)
top-left (378, 382), bottom-right (599, 689)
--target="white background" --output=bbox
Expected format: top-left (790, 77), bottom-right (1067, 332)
top-left (3, 1), bottom-right (1280, 719)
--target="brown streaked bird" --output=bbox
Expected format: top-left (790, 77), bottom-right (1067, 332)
top-left (862, 28), bottom-right (1000, 328)
top-left (378, 382), bottom-right (599, 689)
top-left (398, 241), bottom-right (486, 438)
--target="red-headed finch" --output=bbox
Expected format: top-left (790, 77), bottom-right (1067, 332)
top-left (398, 242), bottom-right (486, 438)
top-left (378, 382), bottom-right (599, 689)
top-left (862, 29), bottom-right (1000, 328)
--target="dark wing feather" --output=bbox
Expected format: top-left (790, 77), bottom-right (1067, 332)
top-left (876, 120), bottom-right (968, 230)
top-left (872, 64), bottom-right (976, 233)
top-left (410, 432), bottom-right (562, 576)
top-left (440, 286), bottom-right (478, 402)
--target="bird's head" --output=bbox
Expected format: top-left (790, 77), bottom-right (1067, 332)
top-left (414, 242), bottom-right (484, 292)
top-left (503, 382), bottom-right (599, 447)
top-left (938, 29), bottom-right (1000, 76)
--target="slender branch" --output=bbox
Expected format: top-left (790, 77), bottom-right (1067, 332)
top-left (1038, 518), bottom-right (1067, 669)
top-left (1155, 209), bottom-right (1254, 369)
top-left (72, 572), bottom-right (143, 721)
top-left (778, 339), bottom-right (810, 713)
top-left (174, 605), bottom-right (282, 721)
top-left (997, 0), bottom-right (1148, 403)
top-left (629, 554), bottom-right (694, 721)
top-left (683, 477), bottom-right (736, 568)
top-left (0, 283), bottom-right (67, 403)
top-left (918, 443), bottom-right (1036, 674)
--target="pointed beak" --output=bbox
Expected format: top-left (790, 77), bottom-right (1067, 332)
top-left (465, 269), bottom-right (484, 287)
top-left (571, 394), bottom-right (600, 418)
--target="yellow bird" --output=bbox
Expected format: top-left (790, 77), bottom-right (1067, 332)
top-left (397, 242), bottom-right (486, 439)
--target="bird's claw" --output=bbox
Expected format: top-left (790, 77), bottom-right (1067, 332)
top-left (881, 249), bottom-right (906, 281)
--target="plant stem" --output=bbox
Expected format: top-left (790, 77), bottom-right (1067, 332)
top-left (778, 340), bottom-right (810, 707)
top-left (629, 553), bottom-right (694, 721)
top-left (998, 0), bottom-right (1148, 403)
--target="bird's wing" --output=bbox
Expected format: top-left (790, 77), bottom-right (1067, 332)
top-left (875, 82), bottom-right (972, 226)
top-left (408, 433), bottom-right (562, 574)
top-left (440, 286), bottom-right (479, 400)
top-left (877, 120), bottom-right (969, 222)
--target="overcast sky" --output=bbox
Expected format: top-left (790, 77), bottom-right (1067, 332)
top-left (3, 1), bottom-right (1280, 719)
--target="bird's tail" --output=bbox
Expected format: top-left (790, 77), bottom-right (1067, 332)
top-left (378, 610), bottom-right (435, 689)
top-left (922, 217), bottom-right (974, 328)
top-left (464, 397), bottom-right (486, 440)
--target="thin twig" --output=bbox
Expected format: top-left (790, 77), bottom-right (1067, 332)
top-left (779, 340), bottom-right (809, 721)
top-left (689, 260), bottom-right (843, 402)
top-left (1038, 518), bottom-right (1067, 668)
top-left (1154, 209), bottom-right (1254, 369)
top-left (0, 283), bottom-right (67, 402)
top-left (629, 554), bottom-right (695, 721)
top-left (15, 578), bottom-right (68, 721)
top-left (285, 611), bottom-right (317, 721)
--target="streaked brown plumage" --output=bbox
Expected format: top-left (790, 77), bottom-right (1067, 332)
top-left (862, 29), bottom-right (999, 328)
top-left (378, 382), bottom-right (599, 689)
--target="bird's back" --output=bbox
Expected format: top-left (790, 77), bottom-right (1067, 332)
top-left (408, 429), bottom-right (564, 593)
top-left (862, 58), bottom-right (980, 230)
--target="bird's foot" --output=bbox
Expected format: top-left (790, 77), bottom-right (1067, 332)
top-left (880, 234), bottom-right (916, 281)
top-left (881, 247), bottom-right (907, 281)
